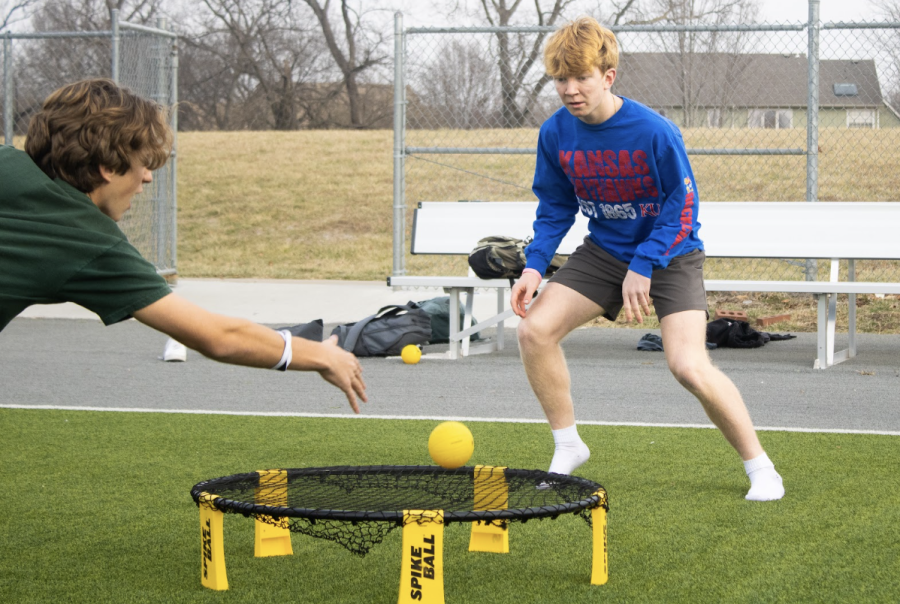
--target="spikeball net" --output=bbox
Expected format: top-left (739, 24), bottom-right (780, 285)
top-left (190, 465), bottom-right (608, 557)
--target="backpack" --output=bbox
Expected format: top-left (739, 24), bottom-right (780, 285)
top-left (415, 296), bottom-right (480, 344)
top-left (467, 236), bottom-right (565, 280)
top-left (330, 302), bottom-right (432, 357)
top-left (279, 319), bottom-right (324, 342)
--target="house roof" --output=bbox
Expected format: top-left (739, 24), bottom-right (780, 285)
top-left (613, 53), bottom-right (883, 109)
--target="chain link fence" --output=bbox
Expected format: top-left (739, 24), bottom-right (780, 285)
top-left (1, 10), bottom-right (179, 277)
top-left (392, 7), bottom-right (900, 287)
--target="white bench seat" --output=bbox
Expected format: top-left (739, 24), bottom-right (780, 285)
top-left (389, 201), bottom-right (900, 368)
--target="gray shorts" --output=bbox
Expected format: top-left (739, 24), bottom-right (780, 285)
top-left (548, 237), bottom-right (708, 322)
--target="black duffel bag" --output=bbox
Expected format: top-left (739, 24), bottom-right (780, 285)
top-left (330, 302), bottom-right (432, 357)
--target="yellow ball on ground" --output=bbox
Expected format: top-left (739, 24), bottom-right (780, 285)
top-left (401, 344), bottom-right (422, 364)
top-left (428, 421), bottom-right (474, 469)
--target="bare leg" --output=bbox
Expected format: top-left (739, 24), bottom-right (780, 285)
top-left (517, 283), bottom-right (604, 473)
top-left (660, 310), bottom-right (762, 459)
top-left (661, 310), bottom-right (784, 500)
top-left (517, 283), bottom-right (604, 428)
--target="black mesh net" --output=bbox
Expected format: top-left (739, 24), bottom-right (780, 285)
top-left (191, 466), bottom-right (607, 556)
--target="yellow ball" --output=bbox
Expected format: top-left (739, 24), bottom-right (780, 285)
top-left (428, 421), bottom-right (474, 469)
top-left (401, 344), bottom-right (422, 364)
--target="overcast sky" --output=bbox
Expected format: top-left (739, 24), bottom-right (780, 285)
top-left (395, 0), bottom-right (885, 28)
top-left (757, 0), bottom-right (880, 23)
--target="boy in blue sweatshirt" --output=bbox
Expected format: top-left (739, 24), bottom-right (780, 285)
top-left (510, 17), bottom-right (784, 501)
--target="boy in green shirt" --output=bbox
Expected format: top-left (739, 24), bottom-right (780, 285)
top-left (0, 79), bottom-right (366, 412)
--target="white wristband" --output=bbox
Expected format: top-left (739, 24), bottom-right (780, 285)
top-left (271, 329), bottom-right (292, 371)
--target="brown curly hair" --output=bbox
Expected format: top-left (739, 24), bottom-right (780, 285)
top-left (25, 78), bottom-right (173, 193)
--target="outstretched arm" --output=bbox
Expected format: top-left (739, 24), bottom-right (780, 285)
top-left (132, 293), bottom-right (367, 412)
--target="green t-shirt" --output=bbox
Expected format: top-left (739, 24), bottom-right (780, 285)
top-left (0, 145), bottom-right (172, 330)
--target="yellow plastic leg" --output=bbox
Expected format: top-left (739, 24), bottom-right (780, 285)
top-left (254, 469), bottom-right (293, 557)
top-left (398, 510), bottom-right (444, 604)
top-left (469, 465), bottom-right (510, 553)
top-left (199, 493), bottom-right (228, 591)
top-left (590, 505), bottom-right (608, 585)
top-left (469, 520), bottom-right (509, 553)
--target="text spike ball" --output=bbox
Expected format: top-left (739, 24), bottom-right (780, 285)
top-left (401, 344), bottom-right (422, 364)
top-left (428, 421), bottom-right (475, 469)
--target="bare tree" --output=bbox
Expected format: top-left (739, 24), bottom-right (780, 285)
top-left (475, 0), bottom-right (576, 127)
top-left (181, 0), bottom-right (326, 130)
top-left (302, 0), bottom-right (388, 129)
top-left (873, 0), bottom-right (900, 110)
top-left (414, 39), bottom-right (498, 128)
top-left (637, 0), bottom-right (760, 127)
top-left (31, 0), bottom-right (161, 30)
top-left (4, 0), bottom-right (166, 136)
top-left (1, 0), bottom-right (38, 30)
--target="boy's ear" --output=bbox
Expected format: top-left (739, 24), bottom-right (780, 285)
top-left (604, 68), bottom-right (617, 88)
top-left (97, 165), bottom-right (115, 184)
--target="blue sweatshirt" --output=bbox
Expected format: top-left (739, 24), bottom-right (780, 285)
top-left (526, 97), bottom-right (703, 278)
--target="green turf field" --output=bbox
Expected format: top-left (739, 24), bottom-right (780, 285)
top-left (1, 409), bottom-right (897, 603)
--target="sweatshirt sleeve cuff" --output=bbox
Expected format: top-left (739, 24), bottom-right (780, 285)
top-left (627, 256), bottom-right (655, 279)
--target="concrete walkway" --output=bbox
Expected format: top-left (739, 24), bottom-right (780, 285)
top-left (6, 278), bottom-right (900, 435)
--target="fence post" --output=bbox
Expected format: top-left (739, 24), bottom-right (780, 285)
top-left (392, 11), bottom-right (406, 277)
top-left (169, 26), bottom-right (179, 277)
top-left (805, 0), bottom-right (820, 281)
top-left (110, 8), bottom-right (119, 82)
top-left (3, 32), bottom-right (12, 146)
top-left (155, 17), bottom-right (168, 270)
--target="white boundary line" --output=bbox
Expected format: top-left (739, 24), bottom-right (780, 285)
top-left (2, 404), bottom-right (899, 436)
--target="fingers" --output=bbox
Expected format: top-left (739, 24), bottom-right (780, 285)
top-left (510, 287), bottom-right (528, 318)
top-left (641, 297), bottom-right (652, 319)
top-left (341, 369), bottom-right (366, 414)
top-left (346, 358), bottom-right (367, 413)
top-left (623, 293), bottom-right (651, 324)
top-left (320, 343), bottom-right (367, 413)
top-left (510, 274), bottom-right (540, 318)
top-left (345, 385), bottom-right (362, 414)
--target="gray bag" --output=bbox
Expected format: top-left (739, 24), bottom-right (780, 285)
top-left (330, 302), bottom-right (432, 357)
top-left (416, 296), bottom-right (480, 344)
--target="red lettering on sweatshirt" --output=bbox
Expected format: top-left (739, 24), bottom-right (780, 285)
top-left (559, 151), bottom-right (573, 177)
top-left (573, 151), bottom-right (590, 177)
top-left (603, 150), bottom-right (618, 177)
top-left (633, 150), bottom-right (650, 175)
top-left (618, 150), bottom-right (636, 177)
top-left (587, 150), bottom-right (604, 178)
top-left (665, 192), bottom-right (695, 256)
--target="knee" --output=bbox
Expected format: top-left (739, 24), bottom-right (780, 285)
top-left (668, 358), bottom-right (712, 392)
top-left (516, 316), bottom-right (558, 352)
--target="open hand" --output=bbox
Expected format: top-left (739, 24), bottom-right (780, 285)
top-left (621, 270), bottom-right (652, 324)
top-left (510, 271), bottom-right (542, 318)
top-left (319, 335), bottom-right (368, 413)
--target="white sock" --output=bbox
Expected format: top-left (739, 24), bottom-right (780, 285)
top-left (548, 424), bottom-right (590, 475)
top-left (743, 452), bottom-right (785, 501)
